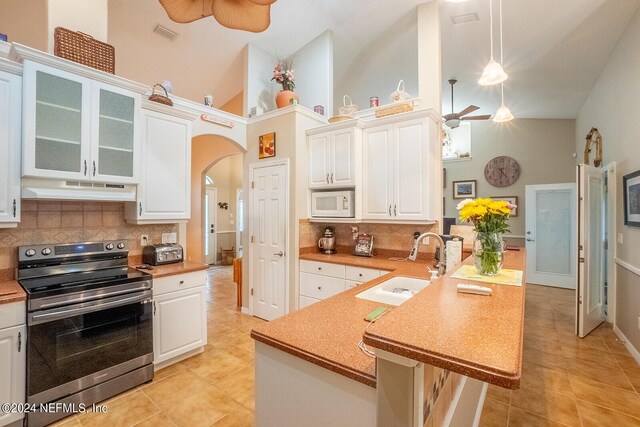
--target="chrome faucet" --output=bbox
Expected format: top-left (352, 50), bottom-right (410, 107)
top-left (408, 232), bottom-right (446, 277)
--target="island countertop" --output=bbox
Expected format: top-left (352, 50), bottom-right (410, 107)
top-left (251, 250), bottom-right (525, 389)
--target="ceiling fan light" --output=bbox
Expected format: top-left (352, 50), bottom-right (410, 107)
top-left (493, 103), bottom-right (514, 123)
top-left (478, 59), bottom-right (508, 86)
top-left (445, 118), bottom-right (461, 129)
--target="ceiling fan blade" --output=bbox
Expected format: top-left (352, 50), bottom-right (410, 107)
top-left (159, 0), bottom-right (213, 23)
top-left (212, 0), bottom-right (272, 32)
top-left (457, 105), bottom-right (480, 117)
top-left (462, 115), bottom-right (492, 121)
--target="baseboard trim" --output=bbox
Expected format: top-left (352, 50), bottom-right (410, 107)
top-left (241, 306), bottom-right (252, 315)
top-left (615, 257), bottom-right (640, 277)
top-left (613, 324), bottom-right (640, 365)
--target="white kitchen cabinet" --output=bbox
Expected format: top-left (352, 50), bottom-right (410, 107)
top-left (0, 67), bottom-right (21, 228)
top-left (299, 260), bottom-right (385, 308)
top-left (152, 270), bottom-right (207, 367)
top-left (125, 108), bottom-right (193, 224)
top-left (22, 60), bottom-right (141, 184)
top-left (307, 124), bottom-right (361, 189)
top-left (362, 111), bottom-right (440, 222)
top-left (0, 302), bottom-right (26, 427)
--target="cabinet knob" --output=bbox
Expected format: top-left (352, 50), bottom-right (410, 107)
top-left (318, 267), bottom-right (322, 270)
top-left (179, 280), bottom-right (185, 285)
top-left (317, 286), bottom-right (322, 290)
top-left (358, 273), bottom-right (363, 277)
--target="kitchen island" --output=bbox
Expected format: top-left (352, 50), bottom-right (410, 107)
top-left (251, 250), bottom-right (525, 426)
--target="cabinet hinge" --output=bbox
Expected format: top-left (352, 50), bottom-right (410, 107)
top-left (251, 181), bottom-right (255, 189)
top-left (17, 332), bottom-right (21, 352)
top-left (250, 288), bottom-right (254, 296)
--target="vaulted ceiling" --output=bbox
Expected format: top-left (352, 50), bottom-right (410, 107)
top-left (107, 0), bottom-right (640, 117)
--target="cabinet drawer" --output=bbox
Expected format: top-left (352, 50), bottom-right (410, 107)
top-left (300, 260), bottom-right (345, 278)
top-left (300, 272), bottom-right (345, 300)
top-left (345, 280), bottom-right (362, 289)
top-left (0, 301), bottom-right (26, 329)
top-left (345, 266), bottom-right (380, 283)
top-left (153, 270), bottom-right (207, 296)
top-left (299, 295), bottom-right (321, 309)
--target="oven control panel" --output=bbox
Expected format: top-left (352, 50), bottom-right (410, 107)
top-left (19, 240), bottom-right (128, 262)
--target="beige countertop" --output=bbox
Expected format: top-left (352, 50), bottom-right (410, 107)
top-left (251, 251), bottom-right (525, 389)
top-left (0, 280), bottom-right (26, 304)
top-left (132, 261), bottom-right (209, 278)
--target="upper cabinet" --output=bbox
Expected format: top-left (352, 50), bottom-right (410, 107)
top-left (125, 106), bottom-right (194, 224)
top-left (307, 123), bottom-right (362, 189)
top-left (0, 67), bottom-right (21, 228)
top-left (362, 111), bottom-right (441, 222)
top-left (22, 61), bottom-right (141, 184)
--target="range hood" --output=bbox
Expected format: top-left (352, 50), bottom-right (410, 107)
top-left (21, 178), bottom-right (137, 202)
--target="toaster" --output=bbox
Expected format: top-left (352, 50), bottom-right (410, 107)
top-left (142, 244), bottom-right (184, 266)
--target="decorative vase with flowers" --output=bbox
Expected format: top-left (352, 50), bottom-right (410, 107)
top-left (272, 60), bottom-right (298, 108)
top-left (457, 198), bottom-right (516, 276)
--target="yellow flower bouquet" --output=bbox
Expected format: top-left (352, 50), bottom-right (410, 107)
top-left (457, 198), bottom-right (516, 275)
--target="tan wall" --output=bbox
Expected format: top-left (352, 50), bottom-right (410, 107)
top-left (0, 201), bottom-right (176, 280)
top-left (576, 7), bottom-right (640, 350)
top-left (220, 92), bottom-right (244, 116)
top-left (444, 119), bottom-right (576, 240)
top-left (47, 0), bottom-right (108, 52)
top-left (0, 0), bottom-right (48, 51)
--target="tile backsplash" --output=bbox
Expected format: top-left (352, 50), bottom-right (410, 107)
top-left (300, 220), bottom-right (440, 256)
top-left (0, 200), bottom-right (177, 279)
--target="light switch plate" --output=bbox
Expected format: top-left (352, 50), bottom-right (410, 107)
top-left (618, 233), bottom-right (624, 244)
top-left (162, 233), bottom-right (177, 244)
top-left (140, 235), bottom-right (149, 246)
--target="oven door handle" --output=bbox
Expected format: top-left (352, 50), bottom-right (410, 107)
top-left (29, 292), bottom-right (152, 325)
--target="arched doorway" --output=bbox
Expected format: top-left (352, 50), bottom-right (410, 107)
top-left (186, 133), bottom-right (244, 264)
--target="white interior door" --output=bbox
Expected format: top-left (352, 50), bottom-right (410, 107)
top-left (251, 162), bottom-right (287, 321)
top-left (205, 188), bottom-right (217, 265)
top-left (525, 183), bottom-right (577, 288)
top-left (577, 164), bottom-right (606, 337)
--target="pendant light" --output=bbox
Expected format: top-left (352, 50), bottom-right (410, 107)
top-left (493, 0), bottom-right (514, 122)
top-left (478, 0), bottom-right (508, 86)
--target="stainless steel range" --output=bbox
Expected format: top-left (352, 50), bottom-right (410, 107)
top-left (17, 241), bottom-right (154, 427)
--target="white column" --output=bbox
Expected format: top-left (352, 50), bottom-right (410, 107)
top-left (417, 1), bottom-right (442, 115)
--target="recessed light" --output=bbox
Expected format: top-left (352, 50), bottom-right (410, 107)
top-left (451, 13), bottom-right (480, 25)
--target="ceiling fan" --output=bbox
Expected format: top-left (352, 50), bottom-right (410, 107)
top-left (159, 0), bottom-right (276, 33)
top-left (443, 79), bottom-right (491, 129)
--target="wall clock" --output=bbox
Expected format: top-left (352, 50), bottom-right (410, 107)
top-left (484, 156), bottom-right (520, 187)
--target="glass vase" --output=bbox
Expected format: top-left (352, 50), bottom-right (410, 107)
top-left (473, 232), bottom-right (505, 276)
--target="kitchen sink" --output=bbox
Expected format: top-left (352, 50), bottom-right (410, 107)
top-left (355, 276), bottom-right (430, 306)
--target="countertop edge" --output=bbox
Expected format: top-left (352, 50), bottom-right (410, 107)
top-left (0, 280), bottom-right (26, 304)
top-left (251, 330), bottom-right (377, 388)
top-left (362, 333), bottom-right (521, 389)
top-left (131, 262), bottom-right (210, 278)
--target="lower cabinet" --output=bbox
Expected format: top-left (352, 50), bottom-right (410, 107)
top-left (152, 271), bottom-right (207, 367)
top-left (299, 260), bottom-right (387, 308)
top-left (0, 302), bottom-right (26, 427)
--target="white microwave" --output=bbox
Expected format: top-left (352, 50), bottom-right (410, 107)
top-left (311, 190), bottom-right (355, 218)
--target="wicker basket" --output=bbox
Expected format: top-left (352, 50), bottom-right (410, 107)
top-left (54, 27), bottom-right (115, 74)
top-left (337, 95), bottom-right (359, 116)
top-left (148, 84), bottom-right (173, 106)
top-left (375, 100), bottom-right (415, 118)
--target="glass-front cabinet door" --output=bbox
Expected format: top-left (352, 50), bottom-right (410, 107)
top-left (22, 61), bottom-right (91, 180)
top-left (91, 83), bottom-right (140, 183)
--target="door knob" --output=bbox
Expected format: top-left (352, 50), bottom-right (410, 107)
top-left (526, 238), bottom-right (535, 242)
top-left (274, 251), bottom-right (284, 257)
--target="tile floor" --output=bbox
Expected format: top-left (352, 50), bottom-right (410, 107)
top-left (52, 268), bottom-right (640, 427)
top-left (480, 284), bottom-right (640, 426)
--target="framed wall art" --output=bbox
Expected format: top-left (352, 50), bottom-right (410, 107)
top-left (491, 196), bottom-right (518, 217)
top-left (259, 132), bottom-right (276, 159)
top-left (453, 180), bottom-right (476, 199)
top-left (623, 170), bottom-right (640, 227)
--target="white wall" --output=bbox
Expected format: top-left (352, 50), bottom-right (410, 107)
top-left (244, 43), bottom-right (278, 116)
top-left (292, 31), bottom-right (334, 117)
top-left (48, 0), bottom-right (108, 52)
top-left (576, 7), bottom-right (640, 350)
top-left (334, 10), bottom-right (418, 113)
top-left (444, 120), bottom-right (576, 239)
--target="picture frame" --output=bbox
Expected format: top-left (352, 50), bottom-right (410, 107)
top-left (453, 180), bottom-right (476, 199)
top-left (491, 196), bottom-right (519, 217)
top-left (259, 132), bottom-right (276, 159)
top-left (623, 170), bottom-right (640, 227)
